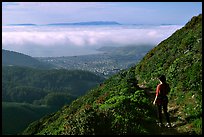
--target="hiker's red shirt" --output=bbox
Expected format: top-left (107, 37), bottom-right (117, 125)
top-left (155, 83), bottom-right (169, 105)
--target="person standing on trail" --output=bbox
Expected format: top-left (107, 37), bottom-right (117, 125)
top-left (153, 75), bottom-right (171, 128)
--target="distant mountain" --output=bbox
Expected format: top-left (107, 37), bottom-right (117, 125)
top-left (7, 24), bottom-right (37, 26)
top-left (5, 22), bottom-right (179, 27)
top-left (47, 21), bottom-right (121, 26)
top-left (2, 49), bottom-right (54, 69)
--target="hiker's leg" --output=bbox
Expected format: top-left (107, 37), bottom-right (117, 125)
top-left (163, 102), bottom-right (171, 126)
top-left (157, 104), bottom-right (163, 124)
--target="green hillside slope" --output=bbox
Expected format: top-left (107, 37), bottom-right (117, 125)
top-left (135, 14), bottom-right (202, 133)
top-left (2, 49), bottom-right (54, 69)
top-left (21, 14), bottom-right (202, 135)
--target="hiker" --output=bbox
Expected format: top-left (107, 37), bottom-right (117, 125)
top-left (153, 75), bottom-right (171, 128)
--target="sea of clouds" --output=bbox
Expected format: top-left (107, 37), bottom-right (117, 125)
top-left (2, 25), bottom-right (183, 57)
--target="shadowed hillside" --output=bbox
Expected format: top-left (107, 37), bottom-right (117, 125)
top-left (2, 49), bottom-right (54, 69)
top-left (2, 66), bottom-right (105, 135)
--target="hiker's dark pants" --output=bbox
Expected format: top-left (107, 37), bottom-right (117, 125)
top-left (157, 99), bottom-right (170, 124)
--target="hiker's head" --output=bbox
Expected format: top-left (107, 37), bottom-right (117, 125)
top-left (158, 75), bottom-right (166, 83)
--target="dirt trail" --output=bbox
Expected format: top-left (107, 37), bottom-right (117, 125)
top-left (139, 85), bottom-right (188, 135)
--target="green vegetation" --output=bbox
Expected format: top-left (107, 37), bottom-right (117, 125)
top-left (22, 68), bottom-right (154, 135)
top-left (20, 14), bottom-right (203, 135)
top-left (3, 66), bottom-right (104, 105)
top-left (135, 14), bottom-right (202, 134)
top-left (2, 66), bottom-right (104, 135)
top-left (2, 102), bottom-right (58, 135)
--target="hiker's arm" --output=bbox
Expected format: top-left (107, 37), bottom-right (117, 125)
top-left (153, 84), bottom-right (160, 105)
top-left (153, 95), bottom-right (157, 105)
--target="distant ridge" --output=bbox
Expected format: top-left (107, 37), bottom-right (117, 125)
top-left (7, 24), bottom-right (37, 26)
top-left (5, 21), bottom-right (121, 26)
top-left (5, 22), bottom-right (181, 27)
top-left (2, 49), bottom-right (54, 69)
top-left (47, 21), bottom-right (121, 26)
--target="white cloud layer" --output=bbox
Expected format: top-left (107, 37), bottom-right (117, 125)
top-left (2, 25), bottom-right (183, 57)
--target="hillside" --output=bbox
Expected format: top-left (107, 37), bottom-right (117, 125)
top-left (2, 49), bottom-right (54, 69)
top-left (2, 102), bottom-right (58, 135)
top-left (3, 66), bottom-right (105, 104)
top-left (2, 66), bottom-right (105, 135)
top-left (135, 13), bottom-right (202, 134)
top-left (21, 14), bottom-right (202, 135)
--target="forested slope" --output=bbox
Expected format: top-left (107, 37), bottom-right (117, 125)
top-left (2, 66), bottom-right (104, 135)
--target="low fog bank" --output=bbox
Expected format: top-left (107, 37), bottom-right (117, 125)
top-left (2, 25), bottom-right (183, 57)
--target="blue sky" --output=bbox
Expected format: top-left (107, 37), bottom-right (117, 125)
top-left (2, 2), bottom-right (202, 25)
